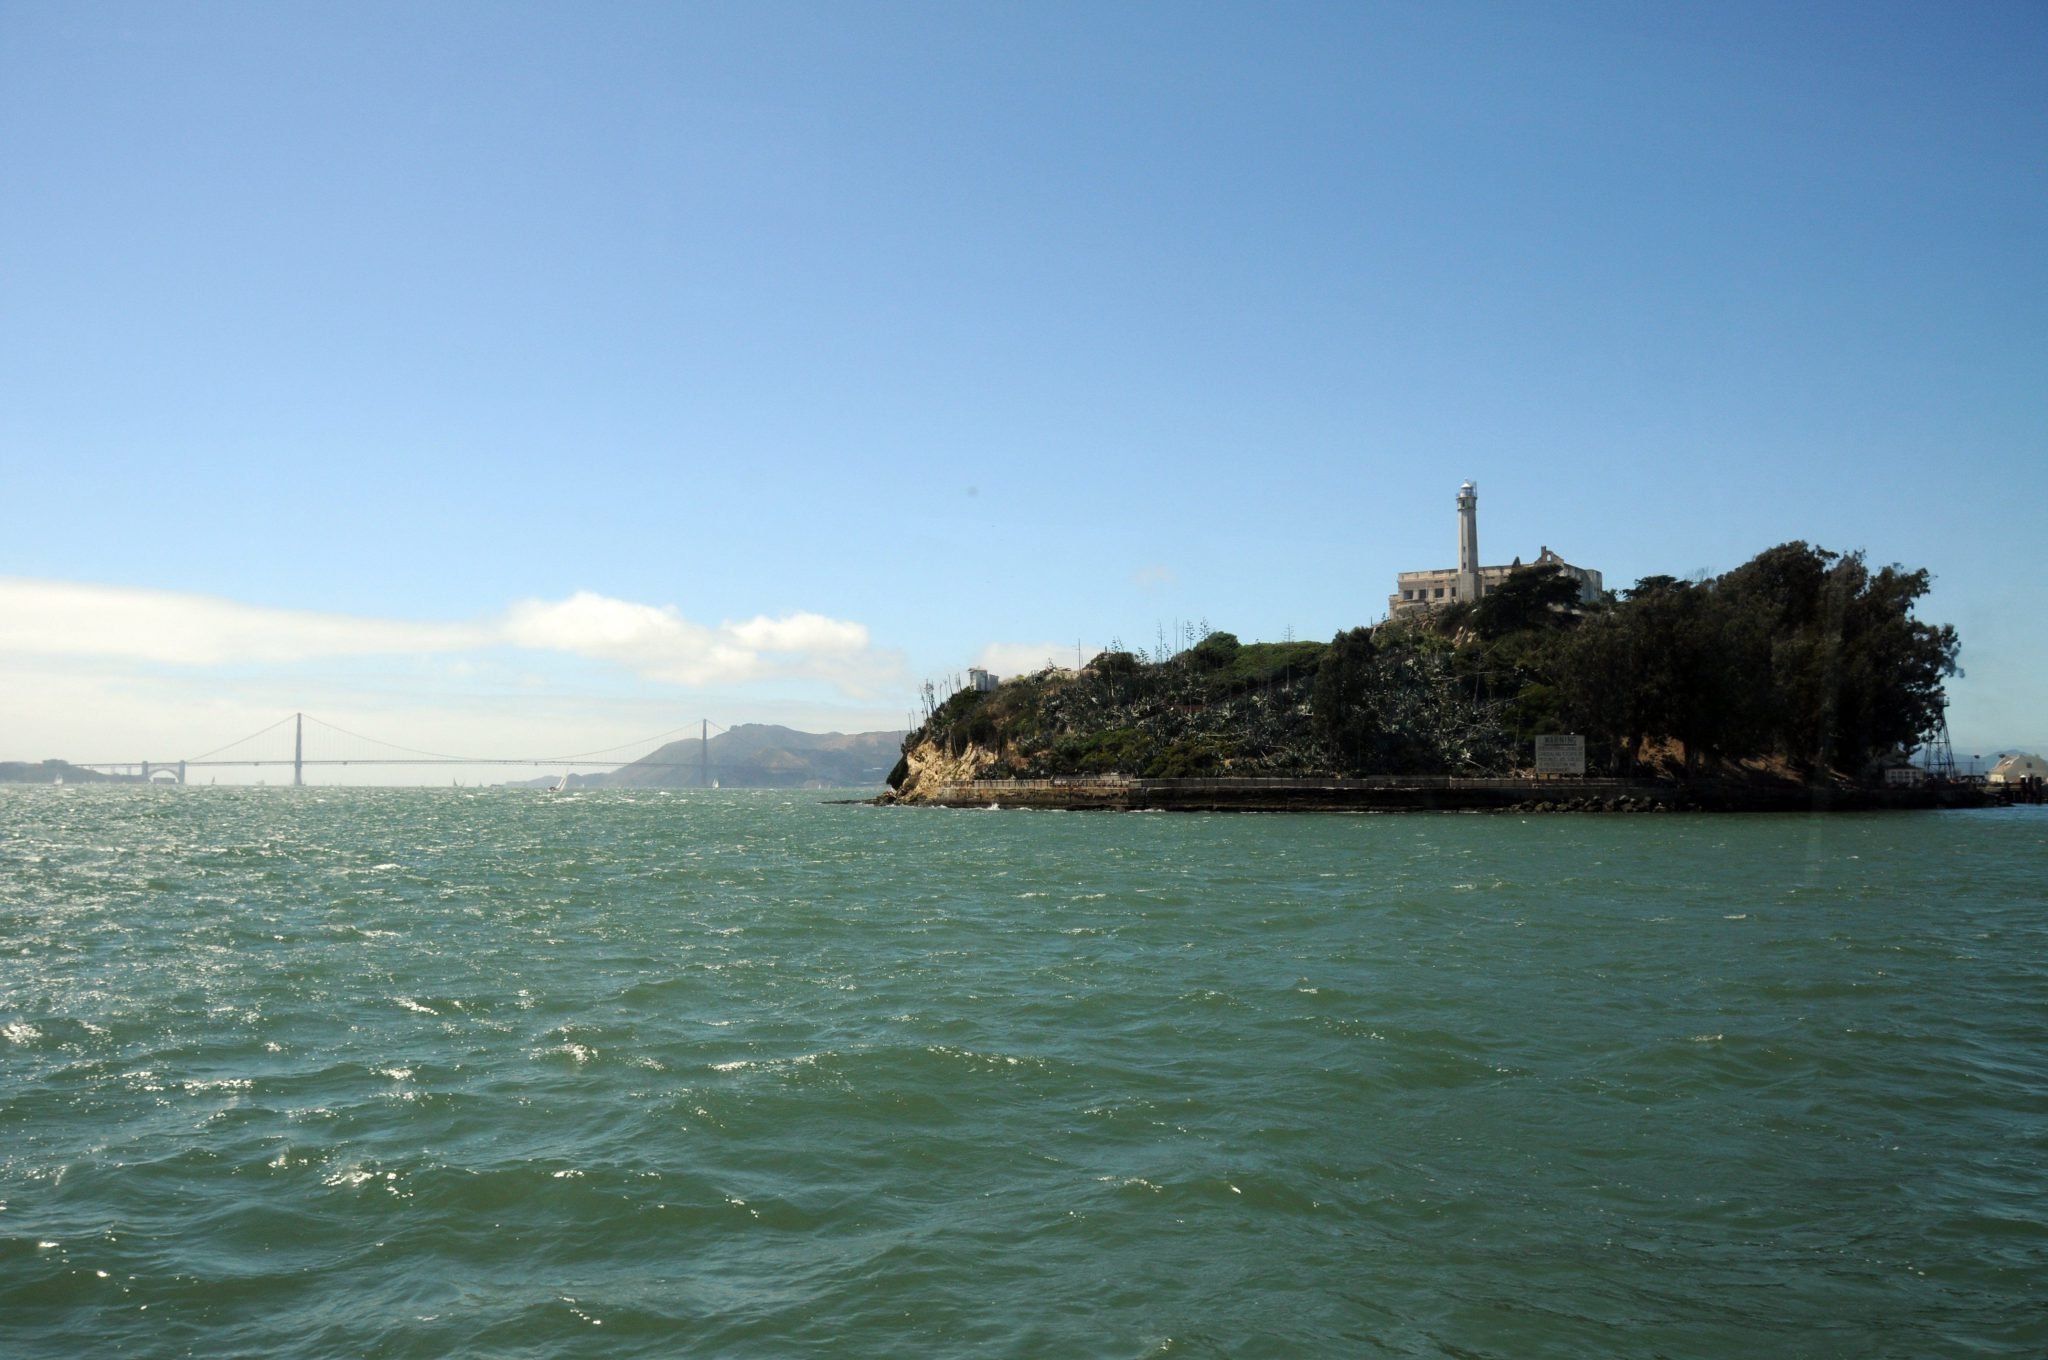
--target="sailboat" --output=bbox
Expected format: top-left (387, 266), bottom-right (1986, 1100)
top-left (546, 772), bottom-right (568, 794)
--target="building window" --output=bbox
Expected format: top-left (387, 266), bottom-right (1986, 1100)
top-left (1433, 587), bottom-right (1444, 599)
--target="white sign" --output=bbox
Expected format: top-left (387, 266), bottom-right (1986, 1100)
top-left (1534, 734), bottom-right (1586, 776)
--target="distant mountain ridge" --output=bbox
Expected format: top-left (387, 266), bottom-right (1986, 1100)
top-left (547, 724), bottom-right (906, 789)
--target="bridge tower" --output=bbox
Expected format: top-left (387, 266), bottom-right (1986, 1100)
top-left (294, 713), bottom-right (304, 787)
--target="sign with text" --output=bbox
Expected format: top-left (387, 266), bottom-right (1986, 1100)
top-left (1534, 734), bottom-right (1586, 776)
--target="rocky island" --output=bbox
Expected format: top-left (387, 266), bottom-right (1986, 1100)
top-left (883, 542), bottom-right (1975, 812)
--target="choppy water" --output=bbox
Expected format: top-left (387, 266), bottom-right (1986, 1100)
top-left (2, 788), bottom-right (2043, 1358)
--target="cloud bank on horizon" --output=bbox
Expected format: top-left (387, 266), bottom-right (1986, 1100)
top-left (0, 577), bottom-right (906, 700)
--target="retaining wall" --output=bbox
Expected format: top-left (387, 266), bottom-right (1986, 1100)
top-left (911, 776), bottom-right (1676, 812)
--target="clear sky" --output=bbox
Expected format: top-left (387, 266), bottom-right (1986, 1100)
top-left (3, 1), bottom-right (2043, 781)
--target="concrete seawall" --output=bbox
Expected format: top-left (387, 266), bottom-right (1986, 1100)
top-left (904, 775), bottom-right (1678, 812)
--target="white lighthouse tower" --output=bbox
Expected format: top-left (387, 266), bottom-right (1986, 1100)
top-left (1455, 481), bottom-right (1480, 602)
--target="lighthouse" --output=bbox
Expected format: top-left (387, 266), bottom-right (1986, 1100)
top-left (1456, 481), bottom-right (1480, 603)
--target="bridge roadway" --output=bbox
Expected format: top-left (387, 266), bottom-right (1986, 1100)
top-left (67, 758), bottom-right (749, 785)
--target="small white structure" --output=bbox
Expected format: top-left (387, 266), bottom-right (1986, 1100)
top-left (967, 668), bottom-right (999, 693)
top-left (1986, 753), bottom-right (2048, 785)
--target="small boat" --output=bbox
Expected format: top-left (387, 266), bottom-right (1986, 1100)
top-left (545, 773), bottom-right (568, 794)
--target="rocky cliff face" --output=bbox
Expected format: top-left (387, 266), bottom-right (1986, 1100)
top-left (878, 737), bottom-right (1001, 803)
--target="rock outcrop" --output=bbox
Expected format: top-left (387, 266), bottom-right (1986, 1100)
top-left (878, 737), bottom-right (1001, 804)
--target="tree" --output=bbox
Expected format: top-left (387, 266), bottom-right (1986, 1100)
top-left (1470, 563), bottom-right (1584, 640)
top-left (1556, 544), bottom-right (1960, 778)
top-left (1187, 631), bottom-right (1242, 670)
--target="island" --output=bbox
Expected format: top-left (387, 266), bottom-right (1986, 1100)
top-left (882, 541), bottom-right (1982, 813)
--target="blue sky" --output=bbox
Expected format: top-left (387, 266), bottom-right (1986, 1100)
top-left (3, 1), bottom-right (2043, 777)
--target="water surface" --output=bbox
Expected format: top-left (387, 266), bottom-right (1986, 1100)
top-left (3, 789), bottom-right (2043, 1357)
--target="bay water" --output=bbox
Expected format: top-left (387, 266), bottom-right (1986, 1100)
top-left (2, 788), bottom-right (2043, 1357)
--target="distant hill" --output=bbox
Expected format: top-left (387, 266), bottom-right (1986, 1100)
top-left (532, 724), bottom-right (905, 789)
top-left (0, 760), bottom-right (141, 784)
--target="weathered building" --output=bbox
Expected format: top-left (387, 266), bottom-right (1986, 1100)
top-left (1388, 482), bottom-right (1603, 615)
top-left (1986, 753), bottom-right (2048, 785)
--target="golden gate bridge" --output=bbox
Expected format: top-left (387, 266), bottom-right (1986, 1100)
top-left (70, 713), bottom-right (732, 786)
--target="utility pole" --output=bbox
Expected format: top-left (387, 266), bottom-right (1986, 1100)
top-left (294, 713), bottom-right (304, 787)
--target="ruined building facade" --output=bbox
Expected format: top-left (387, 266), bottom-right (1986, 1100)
top-left (1388, 482), bottom-right (1603, 615)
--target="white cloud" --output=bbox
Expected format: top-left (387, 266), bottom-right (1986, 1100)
top-left (0, 577), bottom-right (485, 666)
top-left (0, 577), bottom-right (901, 698)
top-left (728, 612), bottom-right (868, 655)
top-left (502, 592), bottom-right (742, 684)
top-left (501, 592), bottom-right (889, 690)
top-left (974, 641), bottom-right (1101, 678)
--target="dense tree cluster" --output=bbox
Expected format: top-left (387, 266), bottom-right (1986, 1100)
top-left (901, 542), bottom-right (1959, 785)
top-left (1443, 545), bottom-right (1959, 776)
top-left (1548, 545), bottom-right (1960, 774)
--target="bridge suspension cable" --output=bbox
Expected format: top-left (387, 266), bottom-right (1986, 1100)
top-left (528, 720), bottom-right (730, 763)
top-left (182, 713), bottom-right (301, 764)
top-left (297, 714), bottom-right (506, 764)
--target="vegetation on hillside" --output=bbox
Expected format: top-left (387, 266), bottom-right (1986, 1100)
top-left (914, 635), bottom-right (1329, 780)
top-left (900, 542), bottom-right (1960, 784)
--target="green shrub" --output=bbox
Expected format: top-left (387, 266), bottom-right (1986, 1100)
top-left (1055, 727), bottom-right (1150, 774)
top-left (1090, 650), bottom-right (1141, 675)
top-left (1210, 640), bottom-right (1328, 692)
top-left (1143, 738), bottom-right (1228, 778)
